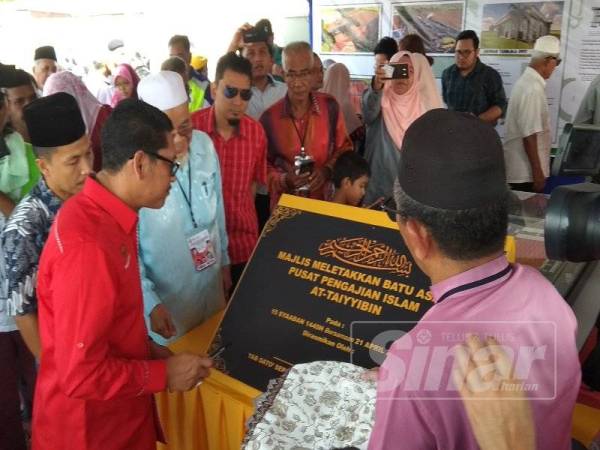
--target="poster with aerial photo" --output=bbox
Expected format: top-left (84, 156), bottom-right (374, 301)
top-left (321, 4), bottom-right (381, 53)
top-left (391, 1), bottom-right (465, 54)
top-left (480, 1), bottom-right (564, 55)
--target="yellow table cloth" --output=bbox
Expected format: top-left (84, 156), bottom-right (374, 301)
top-left (155, 311), bottom-right (261, 450)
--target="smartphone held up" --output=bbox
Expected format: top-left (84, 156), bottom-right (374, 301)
top-left (380, 63), bottom-right (409, 80)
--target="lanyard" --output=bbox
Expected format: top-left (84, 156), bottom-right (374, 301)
top-left (437, 264), bottom-right (512, 304)
top-left (291, 110), bottom-right (311, 153)
top-left (176, 154), bottom-right (198, 229)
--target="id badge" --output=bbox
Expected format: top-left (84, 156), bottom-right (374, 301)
top-left (187, 228), bottom-right (216, 272)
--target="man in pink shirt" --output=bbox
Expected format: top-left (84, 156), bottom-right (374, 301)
top-left (370, 109), bottom-right (580, 449)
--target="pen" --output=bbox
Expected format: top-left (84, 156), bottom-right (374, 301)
top-left (196, 343), bottom-right (232, 388)
top-left (209, 342), bottom-right (231, 359)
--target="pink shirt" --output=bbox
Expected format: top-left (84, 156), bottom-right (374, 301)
top-left (368, 255), bottom-right (580, 450)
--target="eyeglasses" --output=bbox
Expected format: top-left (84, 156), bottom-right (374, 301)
top-left (223, 85), bottom-right (252, 101)
top-left (380, 196), bottom-right (402, 222)
top-left (139, 150), bottom-right (180, 176)
top-left (456, 49), bottom-right (475, 58)
top-left (547, 56), bottom-right (562, 66)
top-left (284, 69), bottom-right (312, 80)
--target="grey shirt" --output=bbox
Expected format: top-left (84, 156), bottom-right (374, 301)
top-left (574, 75), bottom-right (600, 125)
top-left (362, 87), bottom-right (401, 205)
top-left (247, 76), bottom-right (287, 120)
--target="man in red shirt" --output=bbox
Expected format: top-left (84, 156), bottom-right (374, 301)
top-left (33, 99), bottom-right (213, 450)
top-left (192, 52), bottom-right (267, 287)
top-left (260, 41), bottom-right (352, 207)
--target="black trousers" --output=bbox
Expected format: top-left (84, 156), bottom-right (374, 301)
top-left (0, 331), bottom-right (36, 450)
top-left (255, 193), bottom-right (271, 233)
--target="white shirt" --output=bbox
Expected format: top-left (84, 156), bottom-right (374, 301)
top-left (247, 75), bottom-right (287, 120)
top-left (503, 67), bottom-right (551, 183)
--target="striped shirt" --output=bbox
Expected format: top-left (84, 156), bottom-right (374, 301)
top-left (192, 107), bottom-right (267, 265)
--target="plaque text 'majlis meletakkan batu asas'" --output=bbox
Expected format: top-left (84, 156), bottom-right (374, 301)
top-left (212, 195), bottom-right (434, 391)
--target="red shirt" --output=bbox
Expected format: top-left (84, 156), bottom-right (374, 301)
top-left (192, 107), bottom-right (267, 264)
top-left (33, 177), bottom-right (167, 450)
top-left (259, 92), bottom-right (353, 206)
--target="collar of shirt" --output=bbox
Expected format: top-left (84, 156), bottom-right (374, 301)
top-left (524, 66), bottom-right (546, 88)
top-left (82, 176), bottom-right (137, 234)
top-left (205, 106), bottom-right (248, 139)
top-left (265, 74), bottom-right (276, 87)
top-left (252, 75), bottom-right (282, 93)
top-left (430, 254), bottom-right (512, 304)
top-left (33, 177), bottom-right (63, 216)
top-left (281, 92), bottom-right (321, 119)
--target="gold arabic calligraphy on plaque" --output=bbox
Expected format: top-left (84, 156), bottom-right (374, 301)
top-left (318, 237), bottom-right (413, 276)
top-left (262, 206), bottom-right (302, 236)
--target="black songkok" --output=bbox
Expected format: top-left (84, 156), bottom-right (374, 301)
top-left (23, 92), bottom-right (85, 147)
top-left (398, 109), bottom-right (507, 210)
top-left (34, 46), bottom-right (57, 62)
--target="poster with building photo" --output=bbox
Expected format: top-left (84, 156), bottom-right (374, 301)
top-left (480, 1), bottom-right (564, 55)
top-left (391, 1), bottom-right (465, 54)
top-left (320, 4), bottom-right (381, 53)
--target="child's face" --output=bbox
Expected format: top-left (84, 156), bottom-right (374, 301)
top-left (344, 175), bottom-right (369, 206)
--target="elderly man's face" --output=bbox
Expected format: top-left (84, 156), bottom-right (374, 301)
top-left (284, 51), bottom-right (313, 104)
top-left (541, 56), bottom-right (560, 79)
top-left (33, 59), bottom-right (57, 88)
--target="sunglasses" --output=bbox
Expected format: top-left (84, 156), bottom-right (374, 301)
top-left (139, 150), bottom-right (180, 176)
top-left (380, 196), bottom-right (402, 222)
top-left (547, 56), bottom-right (562, 66)
top-left (223, 85), bottom-right (252, 101)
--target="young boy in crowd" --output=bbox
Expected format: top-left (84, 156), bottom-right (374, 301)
top-left (331, 151), bottom-right (370, 207)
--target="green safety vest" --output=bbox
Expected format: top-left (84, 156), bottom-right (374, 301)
top-left (188, 79), bottom-right (207, 113)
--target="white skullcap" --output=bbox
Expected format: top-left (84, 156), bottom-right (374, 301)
top-left (138, 71), bottom-right (188, 111)
top-left (532, 35), bottom-right (560, 56)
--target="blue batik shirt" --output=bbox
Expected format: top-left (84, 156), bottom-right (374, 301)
top-left (1, 178), bottom-right (62, 316)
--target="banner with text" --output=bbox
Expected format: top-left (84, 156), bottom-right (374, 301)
top-left (214, 195), bottom-right (433, 391)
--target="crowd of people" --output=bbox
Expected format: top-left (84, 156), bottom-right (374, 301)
top-left (0, 16), bottom-right (597, 450)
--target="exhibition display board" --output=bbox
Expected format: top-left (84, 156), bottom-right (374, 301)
top-left (312, 0), bottom-right (600, 145)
